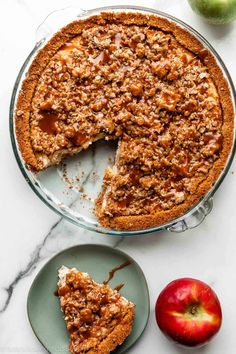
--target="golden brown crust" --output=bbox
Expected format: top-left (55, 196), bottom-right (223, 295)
top-left (15, 12), bottom-right (234, 229)
top-left (96, 191), bottom-right (206, 230)
top-left (85, 309), bottom-right (134, 354)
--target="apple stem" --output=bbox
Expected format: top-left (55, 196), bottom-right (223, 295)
top-left (190, 305), bottom-right (198, 315)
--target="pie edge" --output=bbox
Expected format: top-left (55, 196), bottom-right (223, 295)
top-left (15, 12), bottom-right (234, 229)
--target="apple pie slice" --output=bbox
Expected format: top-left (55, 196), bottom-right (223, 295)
top-left (57, 266), bottom-right (135, 354)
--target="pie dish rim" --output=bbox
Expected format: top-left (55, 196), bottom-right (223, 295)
top-left (10, 5), bottom-right (236, 235)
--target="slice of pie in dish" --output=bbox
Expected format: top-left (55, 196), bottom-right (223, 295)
top-left (15, 12), bottom-right (234, 230)
top-left (57, 266), bottom-right (135, 354)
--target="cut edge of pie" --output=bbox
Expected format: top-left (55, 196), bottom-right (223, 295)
top-left (15, 12), bottom-right (234, 230)
top-left (57, 265), bottom-right (135, 354)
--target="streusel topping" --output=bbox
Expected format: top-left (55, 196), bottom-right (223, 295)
top-left (16, 11), bottom-right (234, 229)
top-left (57, 266), bottom-right (134, 354)
top-left (30, 22), bottom-right (223, 217)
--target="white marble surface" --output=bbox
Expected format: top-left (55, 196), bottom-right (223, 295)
top-left (1, 0), bottom-right (236, 353)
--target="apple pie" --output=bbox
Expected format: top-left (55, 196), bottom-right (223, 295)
top-left (15, 12), bottom-right (234, 230)
top-left (57, 266), bottom-right (135, 354)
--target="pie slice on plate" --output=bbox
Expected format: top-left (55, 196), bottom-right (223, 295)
top-left (57, 266), bottom-right (135, 354)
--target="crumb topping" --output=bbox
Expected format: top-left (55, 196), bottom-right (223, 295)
top-left (16, 13), bottom-right (234, 229)
top-left (57, 266), bottom-right (134, 354)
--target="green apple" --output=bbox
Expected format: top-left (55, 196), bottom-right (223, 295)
top-left (188, 0), bottom-right (236, 24)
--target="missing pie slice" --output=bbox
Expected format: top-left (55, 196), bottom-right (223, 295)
top-left (15, 12), bottom-right (234, 230)
top-left (57, 266), bottom-right (135, 354)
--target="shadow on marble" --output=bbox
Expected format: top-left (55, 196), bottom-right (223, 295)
top-left (193, 18), bottom-right (235, 39)
top-left (116, 226), bottom-right (204, 252)
top-left (156, 334), bottom-right (213, 354)
top-left (170, 344), bottom-right (210, 354)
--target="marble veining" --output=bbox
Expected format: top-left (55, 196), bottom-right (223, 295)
top-left (0, 142), bottom-right (124, 313)
top-left (0, 149), bottom-right (124, 314)
top-left (0, 210), bottom-right (124, 315)
top-left (0, 219), bottom-right (62, 314)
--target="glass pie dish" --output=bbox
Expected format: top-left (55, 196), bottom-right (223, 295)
top-left (10, 5), bottom-right (236, 236)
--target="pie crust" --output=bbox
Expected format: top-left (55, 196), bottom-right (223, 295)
top-left (15, 12), bottom-right (234, 230)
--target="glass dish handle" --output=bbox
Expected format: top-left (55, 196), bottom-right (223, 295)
top-left (35, 6), bottom-right (88, 44)
top-left (167, 198), bottom-right (213, 233)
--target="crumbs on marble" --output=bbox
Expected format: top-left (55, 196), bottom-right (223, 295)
top-left (108, 157), bottom-right (114, 163)
top-left (88, 171), bottom-right (99, 183)
top-left (81, 193), bottom-right (92, 202)
top-left (61, 162), bottom-right (73, 188)
top-left (61, 164), bottom-right (85, 193)
top-left (60, 163), bottom-right (98, 203)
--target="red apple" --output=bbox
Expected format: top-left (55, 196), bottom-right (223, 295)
top-left (155, 278), bottom-right (222, 347)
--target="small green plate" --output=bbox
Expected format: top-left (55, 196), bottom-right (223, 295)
top-left (27, 244), bottom-right (150, 354)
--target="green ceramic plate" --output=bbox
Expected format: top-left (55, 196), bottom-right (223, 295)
top-left (27, 244), bottom-right (150, 354)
